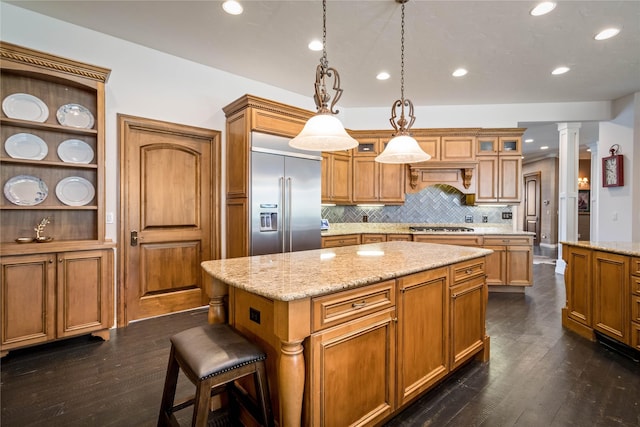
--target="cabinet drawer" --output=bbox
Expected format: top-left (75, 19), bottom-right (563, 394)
top-left (312, 280), bottom-right (396, 332)
top-left (632, 257), bottom-right (640, 277)
top-left (632, 322), bottom-right (640, 351)
top-left (451, 258), bottom-right (486, 285)
top-left (362, 234), bottom-right (387, 244)
top-left (413, 235), bottom-right (482, 246)
top-left (633, 275), bottom-right (640, 296)
top-left (483, 236), bottom-right (532, 246)
top-left (321, 234), bottom-right (361, 248)
top-left (386, 234), bottom-right (412, 242)
top-left (632, 295), bottom-right (640, 323)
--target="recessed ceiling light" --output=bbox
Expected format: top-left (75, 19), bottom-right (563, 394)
top-left (530, 2), bottom-right (556, 16)
top-left (222, 0), bottom-right (243, 15)
top-left (452, 68), bottom-right (468, 77)
top-left (525, 138), bottom-right (534, 143)
top-left (540, 146), bottom-right (549, 150)
top-left (308, 40), bottom-right (323, 51)
top-left (595, 28), bottom-right (621, 41)
top-left (376, 72), bottom-right (390, 80)
top-left (552, 66), bottom-right (570, 75)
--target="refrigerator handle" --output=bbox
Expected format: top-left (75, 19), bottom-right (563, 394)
top-left (287, 177), bottom-right (293, 251)
top-left (280, 176), bottom-right (285, 252)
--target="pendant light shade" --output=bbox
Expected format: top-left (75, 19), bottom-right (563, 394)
top-left (376, 0), bottom-right (430, 164)
top-left (289, 113), bottom-right (358, 151)
top-left (375, 134), bottom-right (431, 164)
top-left (290, 0), bottom-right (358, 152)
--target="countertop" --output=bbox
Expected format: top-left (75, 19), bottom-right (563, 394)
top-left (560, 241), bottom-right (640, 257)
top-left (201, 241), bottom-right (492, 302)
top-left (321, 223), bottom-right (533, 236)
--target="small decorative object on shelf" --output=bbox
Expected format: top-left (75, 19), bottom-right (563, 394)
top-left (602, 144), bottom-right (624, 187)
top-left (34, 216), bottom-right (53, 242)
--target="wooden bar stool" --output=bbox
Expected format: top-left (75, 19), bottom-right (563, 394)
top-left (158, 324), bottom-right (273, 427)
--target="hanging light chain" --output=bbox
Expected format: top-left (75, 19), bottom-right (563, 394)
top-left (321, 0), bottom-right (328, 70)
top-left (400, 1), bottom-right (405, 103)
top-left (389, 0), bottom-right (415, 135)
top-left (313, 0), bottom-right (342, 114)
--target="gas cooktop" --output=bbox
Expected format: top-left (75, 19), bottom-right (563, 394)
top-left (409, 226), bottom-right (475, 232)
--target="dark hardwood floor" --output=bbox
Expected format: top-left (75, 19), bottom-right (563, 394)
top-left (2, 260), bottom-right (639, 426)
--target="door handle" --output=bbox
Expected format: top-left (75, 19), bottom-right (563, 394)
top-left (130, 230), bottom-right (138, 246)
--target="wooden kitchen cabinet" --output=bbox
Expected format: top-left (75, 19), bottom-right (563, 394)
top-left (322, 150), bottom-right (353, 204)
top-left (308, 280), bottom-right (397, 426)
top-left (361, 234), bottom-right (387, 244)
top-left (0, 42), bottom-right (114, 356)
top-left (396, 267), bottom-right (449, 405)
top-left (321, 234), bottom-right (361, 248)
top-left (412, 234), bottom-right (483, 247)
top-left (449, 258), bottom-right (487, 370)
top-left (632, 257), bottom-right (640, 351)
top-left (562, 246), bottom-right (592, 332)
top-left (351, 134), bottom-right (405, 204)
top-left (483, 236), bottom-right (533, 286)
top-left (592, 251), bottom-right (630, 344)
top-left (387, 234), bottom-right (412, 242)
top-left (475, 132), bottom-right (524, 204)
top-left (415, 134), bottom-right (475, 162)
top-left (1, 248), bottom-right (113, 356)
top-left (562, 244), bottom-right (639, 351)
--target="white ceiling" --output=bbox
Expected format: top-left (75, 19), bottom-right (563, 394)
top-left (6, 0), bottom-right (640, 160)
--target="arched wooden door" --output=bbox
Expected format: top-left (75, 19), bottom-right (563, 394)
top-left (118, 115), bottom-right (220, 325)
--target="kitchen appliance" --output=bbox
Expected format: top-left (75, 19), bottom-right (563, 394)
top-left (250, 132), bottom-right (321, 255)
top-left (409, 226), bottom-right (475, 232)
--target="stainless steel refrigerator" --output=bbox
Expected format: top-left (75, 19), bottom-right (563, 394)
top-left (250, 132), bottom-right (321, 256)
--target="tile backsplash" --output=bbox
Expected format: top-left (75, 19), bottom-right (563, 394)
top-left (321, 184), bottom-right (512, 224)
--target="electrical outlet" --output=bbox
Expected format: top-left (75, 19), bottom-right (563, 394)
top-left (465, 215), bottom-right (473, 223)
top-left (502, 212), bottom-right (513, 219)
top-left (106, 212), bottom-right (114, 224)
top-left (249, 307), bottom-right (261, 324)
top-left (482, 215), bottom-right (488, 223)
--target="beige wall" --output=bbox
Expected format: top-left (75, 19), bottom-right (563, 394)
top-left (521, 157), bottom-right (559, 246)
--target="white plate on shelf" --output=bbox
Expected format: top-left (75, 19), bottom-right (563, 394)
top-left (2, 93), bottom-right (49, 122)
top-left (57, 139), bottom-right (94, 164)
top-left (55, 176), bottom-right (95, 206)
top-left (4, 133), bottom-right (48, 160)
top-left (56, 103), bottom-right (95, 129)
top-left (3, 175), bottom-right (48, 206)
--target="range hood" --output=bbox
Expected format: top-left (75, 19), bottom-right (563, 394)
top-left (406, 162), bottom-right (477, 195)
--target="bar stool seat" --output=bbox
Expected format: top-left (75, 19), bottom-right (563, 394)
top-left (158, 324), bottom-right (273, 427)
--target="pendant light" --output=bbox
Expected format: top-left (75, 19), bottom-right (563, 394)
top-left (375, 0), bottom-right (431, 164)
top-left (289, 0), bottom-right (358, 152)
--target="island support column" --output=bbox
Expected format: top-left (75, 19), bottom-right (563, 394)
top-left (205, 276), bottom-right (228, 324)
top-left (274, 299), bottom-right (311, 427)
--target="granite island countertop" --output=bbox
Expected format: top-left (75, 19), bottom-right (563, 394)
top-left (321, 222), bottom-right (534, 236)
top-left (560, 241), bottom-right (640, 257)
top-left (201, 241), bottom-right (492, 302)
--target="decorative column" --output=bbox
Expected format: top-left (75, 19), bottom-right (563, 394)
top-left (587, 141), bottom-right (599, 242)
top-left (556, 122), bottom-right (581, 274)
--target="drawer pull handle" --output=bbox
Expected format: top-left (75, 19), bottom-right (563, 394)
top-left (352, 301), bottom-right (366, 309)
top-left (466, 268), bottom-right (473, 274)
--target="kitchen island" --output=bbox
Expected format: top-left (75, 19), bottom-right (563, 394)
top-left (201, 241), bottom-right (492, 426)
top-left (561, 241), bottom-right (640, 354)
